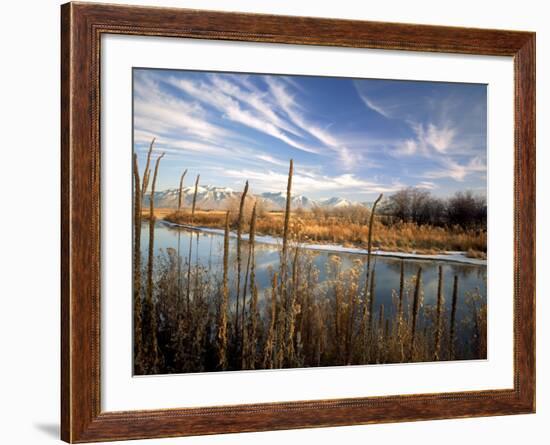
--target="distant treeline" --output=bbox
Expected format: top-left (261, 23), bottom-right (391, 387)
top-left (379, 188), bottom-right (486, 230)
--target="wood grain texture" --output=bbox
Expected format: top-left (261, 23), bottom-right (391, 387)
top-left (60, 2), bottom-right (536, 442)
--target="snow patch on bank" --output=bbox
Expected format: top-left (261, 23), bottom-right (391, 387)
top-left (159, 220), bottom-right (487, 266)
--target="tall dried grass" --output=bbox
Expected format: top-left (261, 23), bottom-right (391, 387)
top-left (216, 211), bottom-right (230, 370)
top-left (164, 210), bottom-right (486, 256)
top-left (134, 152), bottom-right (487, 375)
top-left (143, 150), bottom-right (164, 373)
top-left (434, 266), bottom-right (444, 360)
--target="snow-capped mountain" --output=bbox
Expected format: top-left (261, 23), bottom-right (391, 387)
top-left (318, 197), bottom-right (357, 208)
top-left (144, 185), bottom-right (364, 211)
top-left (259, 192), bottom-right (317, 210)
top-left (144, 185), bottom-right (238, 210)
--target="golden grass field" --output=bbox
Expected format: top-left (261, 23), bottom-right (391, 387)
top-left (142, 208), bottom-right (487, 258)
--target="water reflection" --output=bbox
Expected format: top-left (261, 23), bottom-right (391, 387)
top-left (141, 221), bottom-right (487, 343)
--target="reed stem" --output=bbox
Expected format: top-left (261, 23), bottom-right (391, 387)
top-left (132, 153), bottom-right (143, 372)
top-left (185, 174), bottom-right (200, 314)
top-left (191, 174), bottom-right (200, 221)
top-left (263, 272), bottom-right (278, 369)
top-left (177, 169), bottom-right (188, 212)
top-left (409, 267), bottom-right (423, 362)
top-left (449, 275), bottom-right (459, 360)
top-left (397, 260), bottom-right (405, 318)
top-left (235, 181), bottom-right (249, 345)
top-left (141, 138), bottom-right (155, 205)
top-left (217, 211), bottom-right (230, 370)
top-left (279, 160), bottom-right (293, 363)
top-left (245, 203), bottom-right (258, 369)
top-left (361, 193), bottom-right (383, 349)
top-left (434, 265), bottom-right (444, 360)
top-left (145, 151), bottom-right (164, 373)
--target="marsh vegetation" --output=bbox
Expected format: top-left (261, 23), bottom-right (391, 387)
top-left (133, 140), bottom-right (487, 375)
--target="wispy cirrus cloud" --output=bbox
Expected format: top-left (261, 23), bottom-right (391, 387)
top-left (209, 75), bottom-right (304, 138)
top-left (266, 76), bottom-right (361, 168)
top-left (134, 73), bottom-right (229, 143)
top-left (395, 121), bottom-right (456, 156)
top-left (356, 90), bottom-right (393, 119)
top-left (253, 153), bottom-right (289, 167)
top-left (425, 124), bottom-right (456, 153)
top-left (354, 79), bottom-right (485, 181)
top-left (167, 75), bottom-right (320, 154)
top-left (395, 139), bottom-right (419, 156)
top-left (422, 156), bottom-right (486, 182)
top-left (219, 166), bottom-right (403, 196)
top-left (416, 181), bottom-right (437, 190)
top-left (134, 69), bottom-right (487, 199)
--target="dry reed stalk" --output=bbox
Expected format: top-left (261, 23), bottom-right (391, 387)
top-left (314, 304), bottom-right (323, 366)
top-left (345, 260), bottom-right (362, 365)
top-left (361, 194), bottom-right (383, 346)
top-left (217, 211), bottom-right (230, 370)
top-left (176, 169), bottom-right (187, 317)
top-left (471, 300), bottom-right (481, 357)
top-left (281, 160), bottom-right (293, 267)
top-left (434, 265), bottom-right (444, 360)
top-left (377, 303), bottom-right (385, 363)
top-left (275, 299), bottom-right (285, 369)
top-left (367, 266), bottom-right (377, 339)
top-left (384, 318), bottom-right (391, 363)
top-left (477, 303), bottom-right (487, 358)
top-left (185, 174), bottom-right (200, 313)
top-left (241, 239), bottom-right (252, 337)
top-left (278, 160), bottom-right (293, 364)
top-left (263, 272), bottom-right (278, 369)
top-left (284, 246), bottom-right (299, 367)
top-left (299, 261), bottom-right (314, 363)
top-left (141, 138), bottom-right (155, 204)
top-left (191, 174), bottom-right (200, 220)
top-left (145, 151), bottom-right (164, 373)
top-left (235, 181), bottom-right (249, 344)
top-left (132, 153), bottom-right (143, 372)
top-left (240, 193), bottom-right (254, 352)
top-left (177, 169), bottom-right (188, 212)
top-left (449, 275), bottom-right (459, 360)
top-left (345, 280), bottom-right (357, 365)
top-left (378, 304), bottom-right (385, 336)
top-left (244, 203), bottom-right (258, 369)
top-left (397, 260), bottom-right (405, 318)
top-left (333, 260), bottom-right (344, 362)
top-left (396, 262), bottom-right (408, 362)
top-left (408, 267), bottom-right (423, 362)
top-left (240, 200), bottom-right (255, 367)
top-left (193, 226), bottom-right (200, 297)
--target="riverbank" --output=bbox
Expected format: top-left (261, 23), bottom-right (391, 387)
top-left (159, 220), bottom-right (487, 266)
top-left (153, 208), bottom-right (487, 260)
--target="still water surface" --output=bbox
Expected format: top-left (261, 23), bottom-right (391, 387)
top-left (141, 221), bottom-right (487, 341)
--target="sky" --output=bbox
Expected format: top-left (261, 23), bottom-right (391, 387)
top-left (133, 68), bottom-right (487, 202)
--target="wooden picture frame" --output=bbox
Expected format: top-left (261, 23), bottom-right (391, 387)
top-left (61, 2), bottom-right (535, 442)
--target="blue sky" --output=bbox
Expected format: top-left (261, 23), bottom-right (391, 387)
top-left (133, 68), bottom-right (487, 201)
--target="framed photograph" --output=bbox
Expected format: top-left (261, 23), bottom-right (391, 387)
top-left (61, 2), bottom-right (535, 442)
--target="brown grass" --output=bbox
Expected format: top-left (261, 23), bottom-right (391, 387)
top-left (159, 208), bottom-right (486, 255)
top-left (134, 146), bottom-right (487, 375)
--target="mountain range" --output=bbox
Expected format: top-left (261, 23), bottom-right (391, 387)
top-left (144, 185), bottom-right (369, 211)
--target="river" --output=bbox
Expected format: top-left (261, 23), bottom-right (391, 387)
top-left (140, 221), bottom-right (487, 344)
